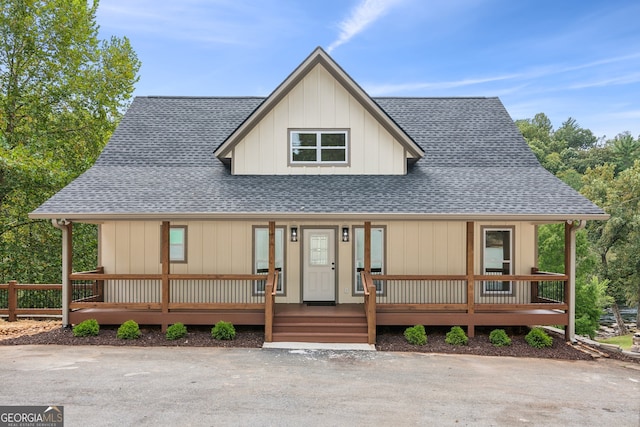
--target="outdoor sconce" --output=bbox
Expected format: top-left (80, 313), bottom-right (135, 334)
top-left (342, 226), bottom-right (349, 242)
top-left (290, 226), bottom-right (298, 242)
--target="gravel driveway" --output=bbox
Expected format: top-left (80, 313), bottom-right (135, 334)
top-left (0, 345), bottom-right (638, 426)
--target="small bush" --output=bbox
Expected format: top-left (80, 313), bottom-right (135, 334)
top-left (525, 327), bottom-right (553, 348)
top-left (404, 325), bottom-right (427, 346)
top-left (73, 319), bottom-right (99, 337)
top-left (117, 320), bottom-right (141, 340)
top-left (489, 329), bottom-right (512, 347)
top-left (212, 321), bottom-right (236, 340)
top-left (166, 322), bottom-right (187, 340)
top-left (445, 326), bottom-right (468, 346)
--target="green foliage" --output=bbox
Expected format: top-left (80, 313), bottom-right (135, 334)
top-left (575, 277), bottom-right (612, 338)
top-left (489, 329), bottom-right (512, 347)
top-left (166, 322), bottom-right (187, 340)
top-left (403, 325), bottom-right (427, 346)
top-left (445, 326), bottom-right (468, 346)
top-left (116, 320), bottom-right (141, 340)
top-left (525, 327), bottom-right (553, 348)
top-left (211, 321), bottom-right (236, 340)
top-left (73, 319), bottom-right (99, 337)
top-left (0, 0), bottom-right (140, 284)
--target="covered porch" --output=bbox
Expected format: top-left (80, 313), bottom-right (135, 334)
top-left (58, 220), bottom-right (579, 344)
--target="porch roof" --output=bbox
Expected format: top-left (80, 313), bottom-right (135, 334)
top-left (30, 96), bottom-right (607, 221)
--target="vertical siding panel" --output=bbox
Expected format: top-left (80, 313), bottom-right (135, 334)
top-left (259, 113), bottom-right (275, 174)
top-left (378, 126), bottom-right (393, 174)
top-left (303, 66), bottom-right (319, 127)
top-left (115, 222), bottom-right (130, 274)
top-left (386, 222), bottom-right (403, 274)
top-left (101, 223), bottom-right (116, 273)
top-left (433, 223), bottom-right (448, 274)
top-left (273, 100), bottom-right (288, 174)
top-left (334, 82), bottom-right (350, 128)
top-left (202, 221), bottom-right (216, 273)
top-left (129, 222), bottom-right (146, 273)
top-left (349, 99), bottom-right (365, 173)
top-left (419, 222), bottom-right (434, 274)
top-left (447, 222), bottom-right (464, 274)
top-left (288, 82), bottom-right (304, 128)
top-left (318, 66), bottom-right (335, 128)
top-left (189, 222), bottom-right (203, 274)
top-left (144, 222), bottom-right (160, 274)
top-left (404, 222), bottom-right (420, 274)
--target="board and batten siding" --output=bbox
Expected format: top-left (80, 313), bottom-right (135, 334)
top-left (98, 220), bottom-right (537, 305)
top-left (231, 63), bottom-right (407, 175)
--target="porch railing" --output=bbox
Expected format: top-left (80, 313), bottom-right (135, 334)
top-left (264, 270), bottom-right (280, 342)
top-left (0, 281), bottom-right (63, 321)
top-left (69, 271), bottom-right (269, 310)
top-left (361, 271), bottom-right (377, 345)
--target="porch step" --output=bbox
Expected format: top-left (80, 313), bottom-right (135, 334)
top-left (271, 332), bottom-right (369, 344)
top-left (271, 305), bottom-right (368, 343)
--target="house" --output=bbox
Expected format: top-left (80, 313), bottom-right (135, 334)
top-left (30, 47), bottom-right (607, 344)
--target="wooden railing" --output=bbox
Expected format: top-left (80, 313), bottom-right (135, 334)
top-left (0, 281), bottom-right (63, 321)
top-left (69, 271), bottom-right (270, 310)
top-left (367, 271), bottom-right (567, 312)
top-left (361, 271), bottom-right (377, 344)
top-left (264, 270), bottom-right (279, 342)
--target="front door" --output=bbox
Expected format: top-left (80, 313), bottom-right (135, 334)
top-left (302, 228), bottom-right (336, 302)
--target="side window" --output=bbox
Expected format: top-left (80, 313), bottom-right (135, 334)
top-left (482, 227), bottom-right (513, 294)
top-left (169, 226), bottom-right (187, 263)
top-left (354, 226), bottom-right (385, 294)
top-left (253, 227), bottom-right (285, 294)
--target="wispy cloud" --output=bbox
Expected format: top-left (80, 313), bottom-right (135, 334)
top-left (327, 0), bottom-right (403, 53)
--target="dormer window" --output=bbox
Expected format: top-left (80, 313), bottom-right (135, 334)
top-left (289, 129), bottom-right (349, 165)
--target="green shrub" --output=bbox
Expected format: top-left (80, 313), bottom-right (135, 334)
top-left (489, 329), bottom-right (512, 347)
top-left (525, 327), bottom-right (553, 348)
top-left (445, 326), bottom-right (468, 346)
top-left (117, 320), bottom-right (141, 340)
top-left (73, 319), bottom-right (99, 337)
top-left (211, 321), bottom-right (236, 340)
top-left (166, 322), bottom-right (187, 340)
top-left (404, 325), bottom-right (427, 346)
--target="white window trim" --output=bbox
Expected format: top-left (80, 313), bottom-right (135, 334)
top-left (289, 129), bottom-right (349, 165)
top-left (482, 227), bottom-right (514, 295)
top-left (253, 226), bottom-right (285, 295)
top-left (353, 226), bottom-right (385, 295)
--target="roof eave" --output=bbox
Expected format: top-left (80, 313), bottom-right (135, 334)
top-left (29, 211), bottom-right (610, 223)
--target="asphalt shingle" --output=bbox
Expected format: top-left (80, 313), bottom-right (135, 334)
top-left (31, 96), bottom-right (606, 219)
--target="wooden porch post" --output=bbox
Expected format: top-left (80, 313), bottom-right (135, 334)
top-left (268, 221), bottom-right (275, 276)
top-left (7, 280), bottom-right (17, 322)
top-left (264, 221), bottom-right (276, 342)
top-left (466, 221), bottom-right (475, 338)
top-left (52, 219), bottom-right (73, 327)
top-left (364, 221), bottom-right (371, 273)
top-left (65, 222), bottom-right (73, 312)
top-left (161, 221), bottom-right (170, 330)
top-left (564, 221), bottom-right (574, 342)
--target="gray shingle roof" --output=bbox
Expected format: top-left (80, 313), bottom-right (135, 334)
top-left (31, 96), bottom-right (606, 219)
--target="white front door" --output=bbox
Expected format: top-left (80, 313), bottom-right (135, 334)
top-left (302, 228), bottom-right (336, 302)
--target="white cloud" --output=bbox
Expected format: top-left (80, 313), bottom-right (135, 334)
top-left (327, 0), bottom-right (403, 53)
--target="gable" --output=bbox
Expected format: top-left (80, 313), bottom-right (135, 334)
top-left (215, 47), bottom-right (424, 176)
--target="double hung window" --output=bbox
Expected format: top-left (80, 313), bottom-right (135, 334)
top-left (482, 227), bottom-right (513, 294)
top-left (253, 227), bottom-right (285, 294)
top-left (353, 226), bottom-right (385, 294)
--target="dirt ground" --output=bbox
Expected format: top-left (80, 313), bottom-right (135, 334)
top-left (2, 319), bottom-right (638, 363)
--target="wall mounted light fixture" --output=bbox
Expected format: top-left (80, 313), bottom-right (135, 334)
top-left (290, 226), bottom-right (298, 242)
top-left (342, 226), bottom-right (349, 242)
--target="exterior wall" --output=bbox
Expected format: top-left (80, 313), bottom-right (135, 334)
top-left (231, 64), bottom-right (407, 175)
top-left (99, 220), bottom-right (538, 305)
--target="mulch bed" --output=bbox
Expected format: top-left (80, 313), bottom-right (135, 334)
top-left (2, 324), bottom-right (638, 363)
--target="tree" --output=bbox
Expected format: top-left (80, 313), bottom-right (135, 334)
top-left (0, 0), bottom-right (140, 283)
top-left (582, 162), bottom-right (640, 329)
top-left (607, 132), bottom-right (640, 173)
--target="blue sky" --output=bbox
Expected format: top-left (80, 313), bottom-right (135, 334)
top-left (96, 0), bottom-right (640, 140)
